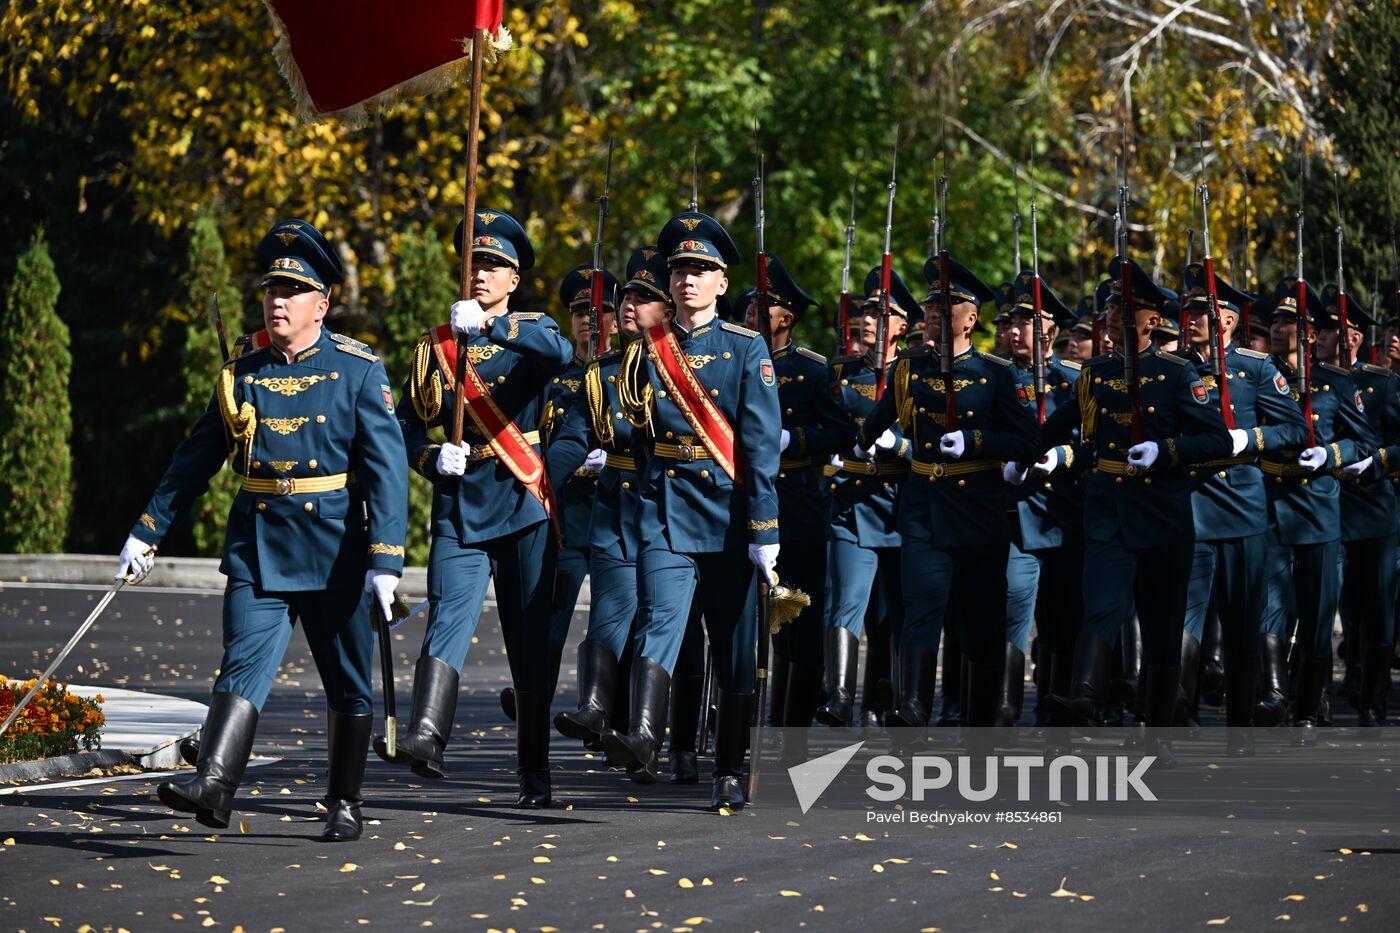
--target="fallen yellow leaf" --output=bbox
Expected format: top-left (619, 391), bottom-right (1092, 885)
top-left (780, 890), bottom-right (802, 897)
top-left (340, 863), bottom-right (359, 873)
top-left (678, 878), bottom-right (694, 889)
top-left (1206, 919), bottom-right (1230, 926)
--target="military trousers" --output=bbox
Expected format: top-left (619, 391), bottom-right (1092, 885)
top-left (1005, 542), bottom-right (1040, 654)
top-left (1261, 533), bottom-right (1339, 656)
top-left (900, 538), bottom-right (1009, 666)
top-left (580, 546), bottom-right (639, 662)
top-left (215, 578), bottom-right (374, 715)
top-left (1184, 535), bottom-right (1265, 659)
top-left (551, 545), bottom-right (588, 647)
top-left (634, 542), bottom-right (758, 692)
top-left (773, 537), bottom-right (827, 670)
top-left (1028, 539), bottom-right (1084, 661)
top-left (1340, 532), bottom-right (1398, 648)
top-left (824, 538), bottom-right (903, 641)
top-left (420, 520), bottom-right (558, 693)
top-left (1081, 535), bottom-right (1193, 667)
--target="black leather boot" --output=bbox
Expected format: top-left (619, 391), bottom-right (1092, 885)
top-left (1200, 609), bottom-right (1226, 707)
top-left (709, 691), bottom-right (753, 812)
top-left (779, 664), bottom-right (823, 765)
top-left (1042, 650), bottom-right (1072, 757)
top-left (937, 635), bottom-right (963, 727)
top-left (1141, 664), bottom-right (1181, 768)
top-left (178, 735), bottom-right (200, 766)
top-left (1107, 617), bottom-right (1143, 709)
top-left (599, 656), bottom-right (670, 784)
top-left (514, 690), bottom-right (552, 808)
top-left (815, 627), bottom-right (859, 726)
top-left (1224, 653), bottom-right (1257, 757)
top-left (321, 709), bottom-right (371, 842)
top-left (861, 629), bottom-right (891, 727)
top-left (500, 687), bottom-right (517, 723)
top-left (554, 640), bottom-right (619, 744)
top-left (1176, 633), bottom-right (1202, 727)
top-left (966, 659), bottom-right (1007, 756)
top-left (886, 645), bottom-right (936, 729)
top-left (996, 644), bottom-right (1025, 728)
top-left (1049, 635), bottom-right (1112, 726)
top-left (1359, 642), bottom-right (1394, 727)
top-left (668, 673), bottom-right (703, 784)
top-left (374, 655), bottom-right (458, 779)
top-left (766, 647), bottom-right (789, 728)
top-left (1292, 651), bottom-right (1332, 747)
top-left (157, 693), bottom-right (257, 829)
top-left (1253, 633), bottom-right (1289, 726)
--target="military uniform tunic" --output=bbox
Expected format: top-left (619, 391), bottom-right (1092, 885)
top-left (1339, 361), bottom-right (1400, 651)
top-left (129, 328), bottom-right (409, 713)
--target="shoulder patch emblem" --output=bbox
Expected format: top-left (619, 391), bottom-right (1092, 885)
top-left (1356, 389), bottom-right (1366, 413)
top-left (1274, 372), bottom-right (1291, 396)
top-left (1191, 380), bottom-right (1210, 404)
top-left (1015, 382), bottom-right (1033, 406)
top-left (381, 385), bottom-right (395, 413)
top-left (760, 359), bottom-right (775, 386)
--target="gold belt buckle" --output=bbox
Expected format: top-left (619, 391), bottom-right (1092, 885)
top-left (863, 459), bottom-right (877, 475)
top-left (1125, 463), bottom-right (1140, 476)
top-left (676, 443), bottom-right (696, 463)
top-left (931, 462), bottom-right (946, 478)
top-left (468, 443), bottom-right (491, 462)
top-left (274, 478), bottom-right (293, 496)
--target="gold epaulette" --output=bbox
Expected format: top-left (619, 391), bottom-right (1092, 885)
top-left (511, 311), bottom-right (546, 320)
top-left (796, 346), bottom-right (827, 365)
top-left (721, 321), bottom-right (760, 338)
top-left (1234, 347), bottom-right (1269, 360)
top-left (1059, 358), bottom-right (1083, 371)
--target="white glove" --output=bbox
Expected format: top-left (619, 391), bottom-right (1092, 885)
top-left (1003, 462), bottom-right (1027, 486)
top-left (852, 442), bottom-right (874, 460)
top-left (779, 429), bottom-right (791, 453)
top-left (364, 570), bottom-right (398, 622)
top-left (436, 442), bottom-right (468, 476)
top-left (1127, 441), bottom-right (1159, 470)
top-left (583, 448), bottom-right (607, 474)
top-left (1229, 428), bottom-right (1250, 456)
top-left (1297, 446), bottom-right (1328, 471)
top-left (939, 431), bottom-right (966, 460)
top-left (450, 299), bottom-right (487, 337)
top-left (115, 535), bottom-right (155, 582)
top-left (1031, 448), bottom-right (1060, 475)
top-left (1341, 455), bottom-right (1374, 478)
top-left (747, 543), bottom-right (780, 587)
top-left (829, 454), bottom-right (845, 469)
top-left (874, 429), bottom-right (898, 451)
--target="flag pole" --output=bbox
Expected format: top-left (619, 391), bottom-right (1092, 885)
top-left (452, 27), bottom-right (487, 446)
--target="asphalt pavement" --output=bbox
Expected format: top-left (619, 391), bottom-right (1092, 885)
top-left (1, 584), bottom-right (1396, 932)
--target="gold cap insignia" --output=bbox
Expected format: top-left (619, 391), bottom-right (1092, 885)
top-left (677, 239), bottom-right (707, 252)
top-left (679, 218), bottom-right (702, 231)
top-left (474, 235), bottom-right (505, 249)
top-left (272, 257), bottom-right (306, 272)
top-left (636, 270), bottom-right (655, 283)
top-left (275, 232), bottom-right (298, 245)
top-left (477, 211), bottom-right (500, 225)
top-left (642, 249), bottom-right (656, 260)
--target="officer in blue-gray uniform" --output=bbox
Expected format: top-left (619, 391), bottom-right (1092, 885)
top-left (812, 270), bottom-right (915, 728)
top-left (549, 247), bottom-right (673, 751)
top-left (860, 257), bottom-right (1042, 737)
top-left (1000, 272), bottom-right (1085, 728)
top-left (1178, 264), bottom-right (1308, 755)
top-left (1027, 256), bottom-right (1233, 762)
top-left (1259, 276), bottom-right (1374, 744)
top-left (599, 211), bottom-right (781, 812)
top-left (1318, 285), bottom-right (1397, 727)
top-left (115, 220), bottom-right (408, 842)
top-left (744, 255), bottom-right (856, 730)
top-left (378, 209), bottom-right (573, 807)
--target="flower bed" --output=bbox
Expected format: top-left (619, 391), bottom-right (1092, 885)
top-left (0, 676), bottom-right (104, 764)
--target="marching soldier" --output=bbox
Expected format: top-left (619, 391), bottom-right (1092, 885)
top-left (378, 209), bottom-right (573, 807)
top-left (1001, 273), bottom-right (1085, 729)
top-left (598, 211), bottom-right (782, 812)
top-left (860, 257), bottom-right (1041, 737)
top-left (116, 219), bottom-right (409, 841)
top-left (1178, 264), bottom-right (1308, 755)
top-left (1319, 286), bottom-right (1397, 726)
top-left (744, 255), bottom-right (856, 733)
top-left (812, 271), bottom-right (915, 729)
top-left (1257, 277), bottom-right (1373, 744)
top-left (1025, 257), bottom-right (1233, 762)
top-left (548, 247), bottom-right (676, 757)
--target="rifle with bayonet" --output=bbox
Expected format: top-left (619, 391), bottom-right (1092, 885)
top-left (753, 132), bottom-right (773, 353)
top-left (936, 118), bottom-right (956, 429)
top-left (1239, 168), bottom-right (1254, 337)
top-left (1028, 159), bottom-right (1046, 424)
top-left (874, 126), bottom-right (899, 398)
top-left (1196, 121), bottom-right (1234, 429)
top-left (1117, 124), bottom-right (1144, 445)
top-left (838, 174), bottom-right (857, 357)
top-left (1332, 167), bottom-right (1351, 368)
top-left (587, 138), bottom-right (614, 360)
top-left (1296, 148), bottom-right (1316, 448)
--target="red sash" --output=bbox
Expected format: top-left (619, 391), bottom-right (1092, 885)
top-left (429, 324), bottom-right (557, 520)
top-left (644, 323), bottom-right (741, 481)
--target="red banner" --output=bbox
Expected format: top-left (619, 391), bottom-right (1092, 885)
top-left (264, 1), bottom-right (507, 123)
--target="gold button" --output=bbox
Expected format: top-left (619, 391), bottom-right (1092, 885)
top-left (330, 371), bottom-right (339, 381)
top-left (829, 483), bottom-right (837, 491)
top-left (1094, 377), bottom-right (1102, 384)
top-left (1100, 407), bottom-right (1109, 415)
top-left (1276, 477), bottom-right (1283, 484)
top-left (979, 378), bottom-right (987, 385)
top-left (253, 460), bottom-right (262, 469)
top-left (316, 415), bottom-right (326, 424)
top-left (1146, 406), bottom-right (1156, 414)
top-left (1115, 477), bottom-right (1123, 484)
top-left (883, 482), bottom-right (891, 489)
top-left (553, 377), bottom-right (560, 383)
top-left (667, 469), bottom-right (676, 478)
top-left (1217, 471), bottom-right (1227, 479)
top-left (1301, 477), bottom-right (1309, 485)
top-left (1108, 442), bottom-right (1117, 450)
top-left (1060, 382), bottom-right (1068, 390)
top-left (497, 376), bottom-right (506, 385)
top-left (243, 375), bottom-right (253, 384)
top-left (608, 375), bottom-right (617, 383)
top-left (615, 412), bottom-right (623, 420)
top-left (257, 502), bottom-right (267, 511)
top-left (666, 431), bottom-right (674, 439)
top-left (304, 502), bottom-right (314, 512)
top-left (966, 410), bottom-right (974, 417)
top-left (785, 407), bottom-right (794, 415)
top-left (797, 375), bottom-right (805, 382)
top-left (957, 479), bottom-right (966, 487)
top-left (854, 479), bottom-right (863, 487)
top-left (723, 352), bottom-right (732, 360)
top-left (308, 459), bottom-right (318, 469)
top-left (1189, 470), bottom-right (1197, 477)
top-left (658, 390), bottom-right (668, 398)
top-left (710, 389), bottom-right (719, 397)
top-left (701, 469), bottom-right (710, 479)
top-left (925, 442), bottom-right (933, 449)
top-left (1367, 386), bottom-right (1374, 394)
top-left (1144, 477), bottom-right (1152, 485)
top-left (911, 374), bottom-right (920, 381)
top-left (841, 379), bottom-right (849, 386)
top-left (622, 481), bottom-right (631, 490)
top-left (1158, 374), bottom-right (1166, 381)
top-left (778, 471), bottom-right (786, 479)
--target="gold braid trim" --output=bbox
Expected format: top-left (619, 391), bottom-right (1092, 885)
top-left (217, 366), bottom-right (257, 474)
top-left (585, 359), bottom-right (614, 447)
top-left (618, 339), bottom-right (653, 429)
top-left (410, 334), bottom-right (442, 423)
top-left (1077, 367), bottom-right (1097, 443)
top-left (893, 357), bottom-right (914, 431)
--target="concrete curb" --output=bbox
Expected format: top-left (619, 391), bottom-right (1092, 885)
top-left (0, 685), bottom-right (208, 785)
top-left (0, 553), bottom-right (594, 605)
